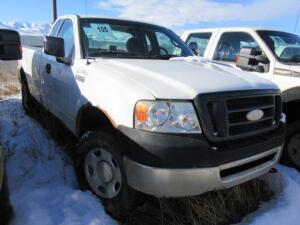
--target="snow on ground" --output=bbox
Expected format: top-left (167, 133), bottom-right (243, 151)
top-left (0, 96), bottom-right (116, 225)
top-left (242, 166), bottom-right (300, 225)
top-left (1, 95), bottom-right (300, 225)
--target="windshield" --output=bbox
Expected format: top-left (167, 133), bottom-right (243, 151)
top-left (80, 18), bottom-right (193, 59)
top-left (257, 30), bottom-right (300, 63)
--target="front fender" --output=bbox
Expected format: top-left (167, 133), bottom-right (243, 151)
top-left (282, 87), bottom-right (300, 103)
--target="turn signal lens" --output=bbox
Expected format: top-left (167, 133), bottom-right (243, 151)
top-left (135, 102), bottom-right (148, 122)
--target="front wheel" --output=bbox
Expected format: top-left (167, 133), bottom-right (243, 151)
top-left (282, 122), bottom-right (300, 170)
top-left (75, 131), bottom-right (140, 215)
top-left (0, 175), bottom-right (12, 225)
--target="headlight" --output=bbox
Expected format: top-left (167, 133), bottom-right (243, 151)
top-left (134, 100), bottom-right (202, 133)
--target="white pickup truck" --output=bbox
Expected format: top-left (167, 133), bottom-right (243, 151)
top-left (19, 16), bottom-right (284, 213)
top-left (181, 27), bottom-right (300, 169)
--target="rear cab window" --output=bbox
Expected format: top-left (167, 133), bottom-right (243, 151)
top-left (186, 33), bottom-right (212, 56)
top-left (213, 32), bottom-right (261, 62)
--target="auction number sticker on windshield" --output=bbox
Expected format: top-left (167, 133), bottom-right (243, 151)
top-left (90, 23), bottom-right (112, 34)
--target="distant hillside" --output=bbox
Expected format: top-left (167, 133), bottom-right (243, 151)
top-left (0, 21), bottom-right (51, 35)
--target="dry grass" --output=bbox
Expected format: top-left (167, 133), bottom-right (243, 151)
top-left (0, 83), bottom-right (20, 99)
top-left (122, 173), bottom-right (282, 225)
top-left (0, 61), bottom-right (20, 99)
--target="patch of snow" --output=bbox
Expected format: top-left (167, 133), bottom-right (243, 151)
top-left (242, 166), bottom-right (300, 225)
top-left (0, 21), bottom-right (51, 35)
top-left (0, 96), bottom-right (116, 225)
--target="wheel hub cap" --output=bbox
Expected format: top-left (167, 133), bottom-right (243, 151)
top-left (98, 161), bottom-right (113, 183)
top-left (84, 148), bottom-right (122, 199)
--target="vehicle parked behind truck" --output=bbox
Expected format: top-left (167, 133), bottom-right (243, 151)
top-left (181, 28), bottom-right (300, 169)
top-left (19, 16), bottom-right (285, 213)
top-left (0, 28), bottom-right (22, 224)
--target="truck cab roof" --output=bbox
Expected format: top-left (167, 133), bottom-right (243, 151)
top-left (55, 14), bottom-right (163, 29)
top-left (181, 27), bottom-right (285, 37)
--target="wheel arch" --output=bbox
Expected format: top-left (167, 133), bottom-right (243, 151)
top-left (76, 103), bottom-right (117, 138)
top-left (282, 88), bottom-right (300, 124)
top-left (18, 67), bottom-right (27, 84)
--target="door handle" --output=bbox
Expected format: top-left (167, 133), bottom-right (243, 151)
top-left (45, 64), bottom-right (51, 74)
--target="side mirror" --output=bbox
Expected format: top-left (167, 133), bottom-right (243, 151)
top-left (188, 42), bottom-right (201, 56)
top-left (0, 29), bottom-right (22, 61)
top-left (236, 47), bottom-right (269, 73)
top-left (44, 36), bottom-right (65, 58)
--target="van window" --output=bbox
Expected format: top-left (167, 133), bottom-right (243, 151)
top-left (186, 33), bottom-right (212, 56)
top-left (214, 32), bottom-right (261, 62)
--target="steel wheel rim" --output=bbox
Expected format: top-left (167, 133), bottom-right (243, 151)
top-left (288, 133), bottom-right (300, 167)
top-left (84, 148), bottom-right (122, 199)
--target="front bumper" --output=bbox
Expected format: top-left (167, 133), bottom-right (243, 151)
top-left (124, 146), bottom-right (282, 197)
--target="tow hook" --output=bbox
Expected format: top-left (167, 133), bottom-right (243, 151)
top-left (269, 168), bottom-right (278, 174)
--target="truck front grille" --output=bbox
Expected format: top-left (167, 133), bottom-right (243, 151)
top-left (194, 90), bottom-right (282, 142)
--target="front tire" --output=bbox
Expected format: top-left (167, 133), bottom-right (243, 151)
top-left (0, 175), bottom-right (12, 225)
top-left (75, 130), bottom-right (139, 215)
top-left (282, 122), bottom-right (300, 170)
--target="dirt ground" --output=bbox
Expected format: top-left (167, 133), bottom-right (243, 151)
top-left (0, 61), bottom-right (20, 99)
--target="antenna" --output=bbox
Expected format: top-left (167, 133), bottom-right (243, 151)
top-left (294, 5), bottom-right (300, 34)
top-left (85, 0), bottom-right (90, 65)
top-left (53, 0), bottom-right (57, 22)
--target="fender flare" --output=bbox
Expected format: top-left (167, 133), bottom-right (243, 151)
top-left (75, 103), bottom-right (116, 137)
top-left (282, 87), bottom-right (300, 103)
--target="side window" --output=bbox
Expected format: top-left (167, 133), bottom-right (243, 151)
top-left (186, 33), bottom-right (212, 56)
top-left (214, 32), bottom-right (261, 62)
top-left (49, 20), bottom-right (63, 37)
top-left (58, 20), bottom-right (75, 58)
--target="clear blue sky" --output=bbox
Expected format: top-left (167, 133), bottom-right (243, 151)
top-left (0, 0), bottom-right (299, 33)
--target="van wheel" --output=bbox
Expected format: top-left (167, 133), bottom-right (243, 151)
top-left (21, 80), bottom-right (35, 115)
top-left (75, 130), bottom-right (140, 216)
top-left (282, 122), bottom-right (300, 170)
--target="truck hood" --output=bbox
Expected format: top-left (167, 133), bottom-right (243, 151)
top-left (95, 58), bottom-right (278, 99)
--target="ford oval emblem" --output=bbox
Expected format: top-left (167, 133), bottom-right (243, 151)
top-left (246, 109), bottom-right (264, 122)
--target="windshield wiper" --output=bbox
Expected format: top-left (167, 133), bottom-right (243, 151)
top-left (288, 55), bottom-right (300, 63)
top-left (88, 52), bottom-right (148, 59)
top-left (150, 55), bottom-right (178, 60)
